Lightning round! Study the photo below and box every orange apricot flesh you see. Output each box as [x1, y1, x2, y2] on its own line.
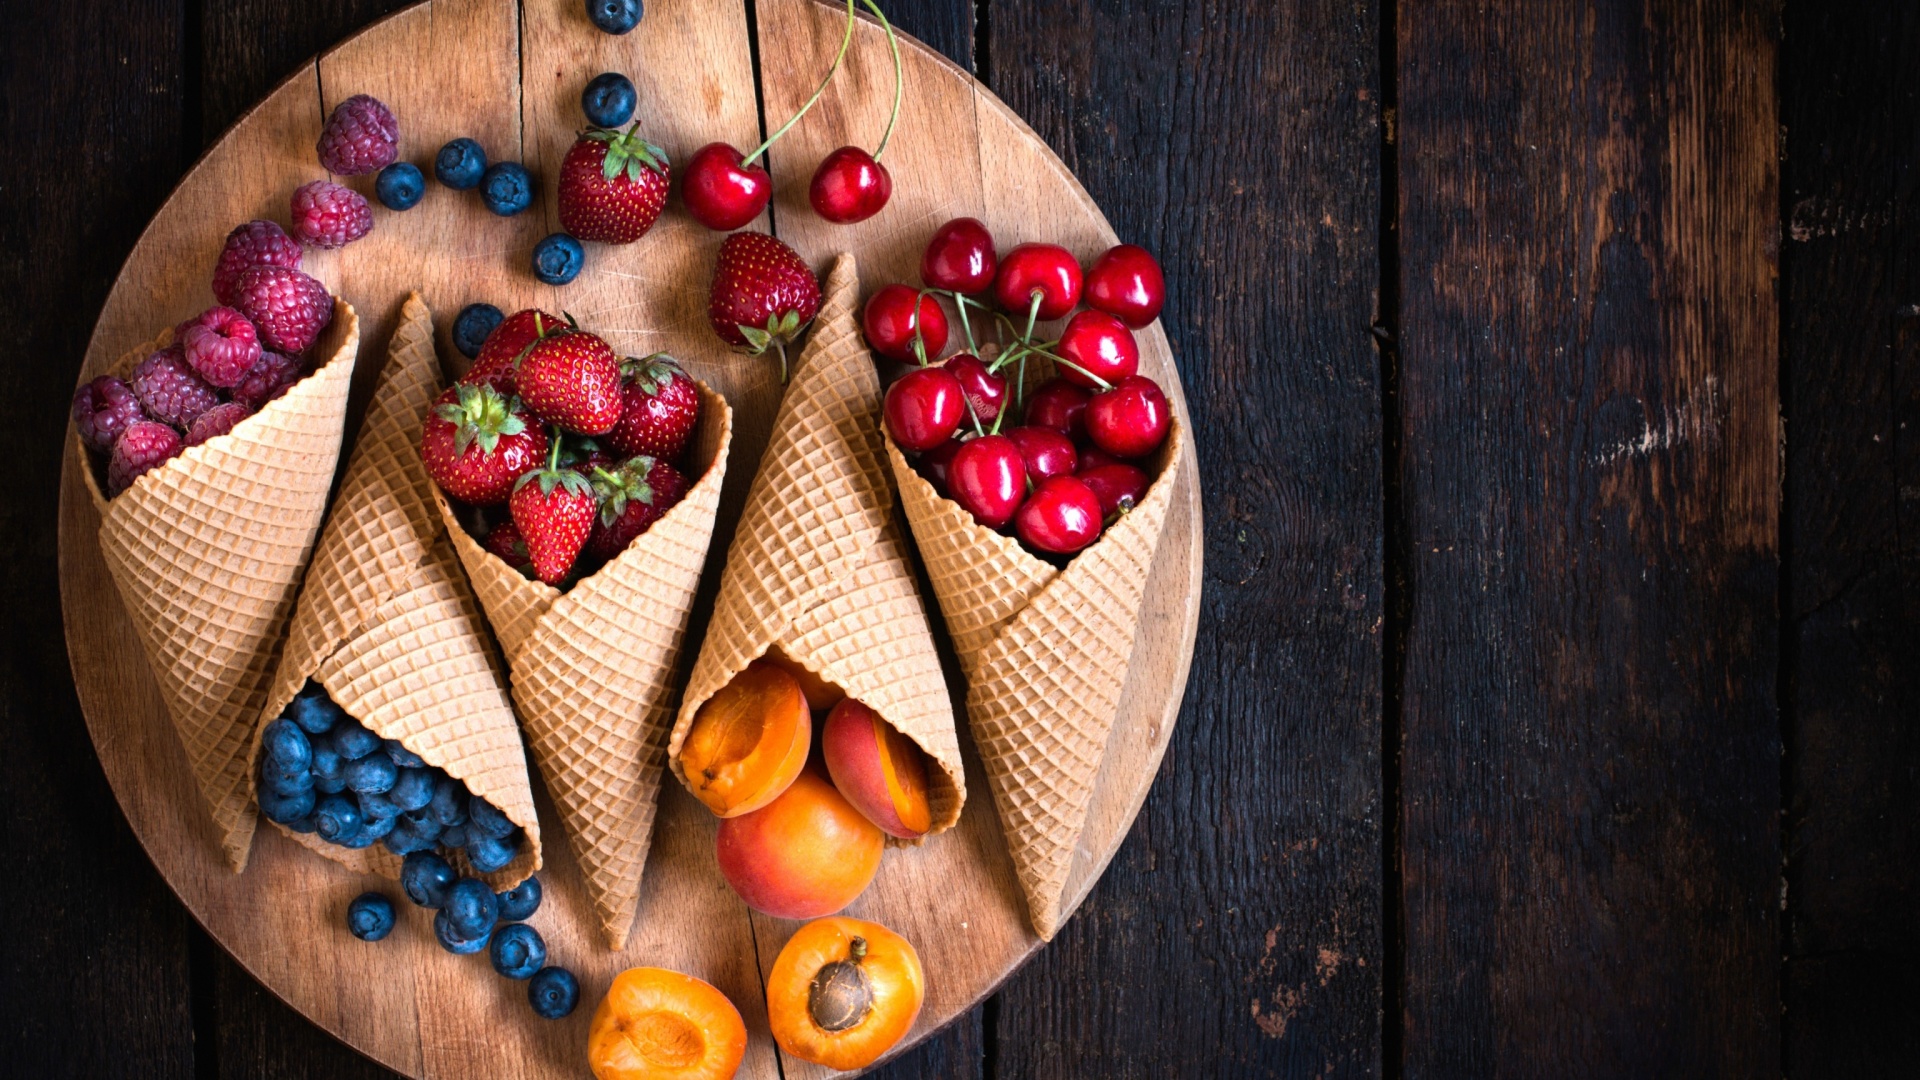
[767, 916, 925, 1072]
[762, 645, 845, 713]
[821, 699, 934, 839]
[588, 967, 746, 1080]
[680, 660, 811, 818]
[716, 769, 883, 919]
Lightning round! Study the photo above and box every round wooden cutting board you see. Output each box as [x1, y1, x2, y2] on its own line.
[56, 1, 1201, 1076]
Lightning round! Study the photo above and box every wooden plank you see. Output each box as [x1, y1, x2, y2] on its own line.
[1396, 0, 1780, 1074]
[982, 2, 1385, 1076]
[1781, 1, 1920, 1075]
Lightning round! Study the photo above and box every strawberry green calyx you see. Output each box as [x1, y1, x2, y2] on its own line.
[621, 352, 685, 396]
[515, 436, 595, 500]
[738, 311, 807, 381]
[587, 123, 669, 183]
[434, 383, 527, 457]
[590, 456, 659, 527]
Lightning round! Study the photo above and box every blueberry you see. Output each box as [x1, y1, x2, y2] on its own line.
[375, 161, 425, 210]
[314, 771, 348, 795]
[495, 877, 542, 922]
[490, 923, 547, 980]
[345, 753, 398, 795]
[285, 815, 317, 834]
[357, 790, 399, 823]
[401, 851, 458, 907]
[466, 833, 516, 874]
[337, 825, 379, 850]
[287, 684, 343, 734]
[468, 797, 515, 840]
[435, 137, 488, 189]
[347, 892, 396, 942]
[331, 722, 382, 761]
[528, 966, 580, 1019]
[586, 0, 643, 35]
[433, 907, 492, 955]
[452, 303, 505, 359]
[390, 767, 435, 812]
[385, 739, 426, 769]
[398, 809, 444, 844]
[481, 162, 534, 216]
[258, 783, 316, 825]
[581, 72, 637, 128]
[444, 878, 499, 939]
[439, 822, 469, 849]
[310, 742, 344, 785]
[532, 233, 584, 285]
[428, 775, 469, 827]
[312, 794, 361, 844]
[382, 822, 438, 856]
[260, 717, 312, 772]
[356, 811, 397, 843]
[261, 762, 314, 799]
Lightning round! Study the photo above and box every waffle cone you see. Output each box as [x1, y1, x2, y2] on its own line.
[886, 403, 1185, 939]
[436, 367, 734, 951]
[250, 295, 542, 888]
[74, 298, 360, 872]
[671, 254, 966, 846]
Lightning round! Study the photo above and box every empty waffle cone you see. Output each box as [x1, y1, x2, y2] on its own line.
[671, 253, 966, 846]
[73, 298, 359, 873]
[250, 294, 542, 888]
[886, 398, 1185, 940]
[435, 364, 735, 951]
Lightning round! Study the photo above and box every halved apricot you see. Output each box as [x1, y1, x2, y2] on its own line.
[588, 967, 746, 1080]
[762, 645, 845, 713]
[716, 769, 884, 919]
[821, 699, 934, 839]
[766, 917, 925, 1072]
[680, 660, 810, 818]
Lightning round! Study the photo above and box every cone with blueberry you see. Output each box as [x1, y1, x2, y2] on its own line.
[247, 295, 543, 888]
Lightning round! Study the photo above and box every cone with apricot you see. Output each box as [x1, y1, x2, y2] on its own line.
[72, 296, 360, 872]
[247, 294, 542, 887]
[670, 253, 966, 844]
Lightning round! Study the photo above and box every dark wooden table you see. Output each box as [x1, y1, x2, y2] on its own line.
[2, 1, 1913, 1076]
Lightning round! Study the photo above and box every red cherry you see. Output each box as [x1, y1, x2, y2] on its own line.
[922, 217, 997, 293]
[1056, 309, 1140, 389]
[809, 146, 892, 224]
[944, 353, 1006, 425]
[1005, 425, 1078, 482]
[947, 435, 1027, 529]
[884, 366, 965, 452]
[682, 142, 772, 230]
[993, 243, 1083, 321]
[1015, 476, 1103, 554]
[1078, 462, 1149, 518]
[1085, 243, 1166, 329]
[1076, 445, 1124, 472]
[1023, 377, 1090, 439]
[920, 438, 963, 496]
[863, 284, 949, 363]
[1085, 375, 1171, 459]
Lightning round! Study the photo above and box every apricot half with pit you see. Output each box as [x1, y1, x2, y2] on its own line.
[767, 916, 925, 1072]
[762, 645, 844, 713]
[821, 699, 935, 839]
[588, 967, 746, 1080]
[716, 769, 883, 919]
[680, 660, 810, 818]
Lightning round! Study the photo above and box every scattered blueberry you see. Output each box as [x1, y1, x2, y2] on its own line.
[345, 754, 398, 795]
[496, 877, 542, 922]
[528, 966, 580, 1019]
[480, 162, 534, 216]
[390, 767, 435, 812]
[468, 797, 515, 840]
[443, 878, 499, 940]
[586, 0, 643, 36]
[258, 783, 316, 825]
[452, 303, 505, 359]
[331, 722, 382, 762]
[287, 685, 342, 734]
[532, 233, 584, 285]
[375, 162, 425, 210]
[428, 775, 469, 827]
[347, 892, 396, 941]
[261, 718, 313, 772]
[490, 924, 547, 980]
[467, 833, 516, 874]
[433, 907, 492, 955]
[312, 794, 362, 844]
[402, 851, 458, 908]
[435, 137, 487, 189]
[581, 72, 637, 128]
[385, 739, 426, 769]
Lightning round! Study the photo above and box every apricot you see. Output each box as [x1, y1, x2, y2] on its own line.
[716, 769, 883, 919]
[821, 699, 934, 839]
[588, 967, 746, 1080]
[680, 660, 810, 818]
[766, 917, 925, 1072]
[762, 645, 844, 713]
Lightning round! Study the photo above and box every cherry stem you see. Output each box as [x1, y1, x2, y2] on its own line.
[1024, 290, 1043, 342]
[954, 292, 978, 353]
[912, 287, 938, 366]
[743, 0, 857, 167]
[1029, 347, 1112, 390]
[859, 0, 904, 161]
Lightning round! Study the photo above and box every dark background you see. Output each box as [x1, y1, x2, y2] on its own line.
[3, 0, 1915, 1076]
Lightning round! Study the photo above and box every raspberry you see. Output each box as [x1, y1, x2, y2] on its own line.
[291, 180, 373, 249]
[230, 265, 333, 354]
[212, 220, 303, 307]
[108, 420, 184, 496]
[316, 94, 399, 176]
[72, 375, 145, 454]
[174, 306, 262, 387]
[130, 346, 222, 429]
[230, 350, 304, 410]
[185, 401, 253, 446]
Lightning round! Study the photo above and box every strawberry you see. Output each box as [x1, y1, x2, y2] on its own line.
[461, 308, 563, 395]
[518, 329, 623, 436]
[586, 455, 690, 561]
[482, 521, 536, 579]
[708, 232, 820, 380]
[604, 353, 701, 461]
[557, 124, 670, 244]
[510, 444, 598, 585]
[420, 383, 549, 506]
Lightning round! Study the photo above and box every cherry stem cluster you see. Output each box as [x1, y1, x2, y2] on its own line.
[903, 286, 1112, 439]
[743, 0, 858, 167]
[741, 0, 903, 167]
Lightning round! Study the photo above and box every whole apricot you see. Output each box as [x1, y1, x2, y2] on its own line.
[821, 699, 934, 839]
[767, 917, 924, 1071]
[716, 770, 883, 919]
[762, 645, 845, 713]
[588, 967, 746, 1080]
[680, 660, 810, 818]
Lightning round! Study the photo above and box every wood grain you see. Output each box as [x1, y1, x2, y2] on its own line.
[1396, 0, 1781, 1074]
